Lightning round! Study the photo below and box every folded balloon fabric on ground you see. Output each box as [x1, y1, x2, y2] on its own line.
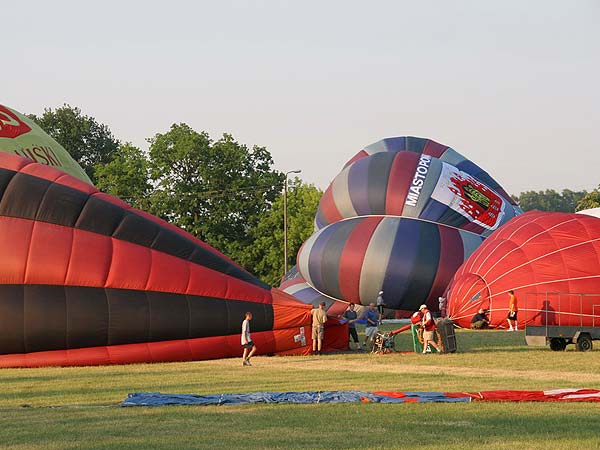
[0, 153, 313, 367]
[122, 389, 600, 406]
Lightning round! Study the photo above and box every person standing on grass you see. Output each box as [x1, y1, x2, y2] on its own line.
[311, 301, 328, 355]
[507, 290, 519, 331]
[362, 303, 379, 348]
[420, 304, 442, 354]
[342, 303, 361, 351]
[376, 291, 386, 324]
[241, 312, 256, 366]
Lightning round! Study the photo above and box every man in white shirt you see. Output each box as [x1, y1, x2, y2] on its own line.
[241, 312, 257, 366]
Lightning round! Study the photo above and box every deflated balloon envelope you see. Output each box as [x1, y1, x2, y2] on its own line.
[0, 104, 92, 184]
[446, 211, 600, 329]
[0, 153, 310, 367]
[286, 136, 521, 312]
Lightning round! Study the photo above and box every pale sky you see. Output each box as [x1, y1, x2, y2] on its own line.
[3, 0, 599, 195]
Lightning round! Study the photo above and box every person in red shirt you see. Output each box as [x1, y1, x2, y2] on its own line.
[507, 290, 519, 331]
[419, 305, 442, 354]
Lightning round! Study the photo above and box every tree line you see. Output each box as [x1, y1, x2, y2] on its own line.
[29, 104, 320, 286]
[27, 104, 600, 285]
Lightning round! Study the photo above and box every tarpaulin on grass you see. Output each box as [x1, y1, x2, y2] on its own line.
[122, 391, 471, 407]
[122, 389, 600, 407]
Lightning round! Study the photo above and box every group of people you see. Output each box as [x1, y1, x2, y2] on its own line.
[470, 290, 519, 331]
[340, 292, 387, 351]
[241, 289, 520, 365]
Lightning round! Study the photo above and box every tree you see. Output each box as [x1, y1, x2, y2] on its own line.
[147, 124, 284, 264]
[576, 189, 600, 211]
[245, 180, 322, 285]
[514, 189, 588, 212]
[28, 104, 120, 183]
[94, 144, 152, 210]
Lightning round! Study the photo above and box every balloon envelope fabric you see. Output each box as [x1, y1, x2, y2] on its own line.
[0, 153, 311, 367]
[292, 136, 520, 311]
[297, 216, 483, 310]
[0, 104, 92, 184]
[446, 211, 600, 329]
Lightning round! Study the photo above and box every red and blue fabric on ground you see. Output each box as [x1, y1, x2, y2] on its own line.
[122, 389, 600, 407]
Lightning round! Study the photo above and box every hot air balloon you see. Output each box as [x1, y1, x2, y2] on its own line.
[446, 211, 600, 330]
[0, 104, 92, 184]
[280, 266, 351, 317]
[0, 153, 310, 367]
[287, 136, 521, 314]
[297, 216, 484, 312]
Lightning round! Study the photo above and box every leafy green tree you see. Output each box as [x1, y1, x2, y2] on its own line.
[28, 104, 120, 183]
[94, 144, 152, 210]
[576, 188, 600, 211]
[147, 124, 284, 264]
[515, 189, 588, 212]
[245, 180, 322, 285]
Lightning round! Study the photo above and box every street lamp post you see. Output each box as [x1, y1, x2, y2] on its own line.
[284, 169, 301, 276]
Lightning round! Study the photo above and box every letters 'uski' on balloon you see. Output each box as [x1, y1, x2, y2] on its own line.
[0, 104, 92, 184]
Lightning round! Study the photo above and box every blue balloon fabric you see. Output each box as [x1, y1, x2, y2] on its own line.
[122, 390, 471, 406]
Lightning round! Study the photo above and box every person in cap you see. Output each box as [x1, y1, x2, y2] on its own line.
[419, 304, 442, 354]
[375, 290, 386, 324]
[311, 301, 328, 355]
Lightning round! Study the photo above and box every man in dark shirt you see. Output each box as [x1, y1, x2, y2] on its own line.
[342, 303, 361, 350]
[470, 308, 490, 329]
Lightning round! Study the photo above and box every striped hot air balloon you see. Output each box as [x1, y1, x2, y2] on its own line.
[0, 104, 92, 184]
[286, 136, 521, 314]
[446, 211, 600, 329]
[297, 216, 483, 312]
[0, 153, 311, 367]
[279, 266, 351, 317]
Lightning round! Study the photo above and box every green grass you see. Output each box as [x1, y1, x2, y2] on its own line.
[1, 328, 599, 450]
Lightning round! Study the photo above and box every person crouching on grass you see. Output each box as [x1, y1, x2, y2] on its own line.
[420, 304, 442, 354]
[241, 312, 257, 366]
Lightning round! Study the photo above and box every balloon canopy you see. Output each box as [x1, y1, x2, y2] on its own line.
[0, 153, 310, 367]
[284, 136, 521, 313]
[0, 104, 92, 184]
[446, 211, 600, 329]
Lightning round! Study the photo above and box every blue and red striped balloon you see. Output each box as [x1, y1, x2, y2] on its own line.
[284, 136, 521, 313]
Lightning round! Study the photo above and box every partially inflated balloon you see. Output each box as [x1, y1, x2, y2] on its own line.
[0, 153, 310, 367]
[0, 104, 92, 184]
[297, 216, 483, 311]
[446, 211, 600, 329]
[316, 136, 520, 233]
[280, 266, 350, 317]
[290, 136, 521, 312]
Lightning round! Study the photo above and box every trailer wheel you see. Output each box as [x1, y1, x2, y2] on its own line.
[549, 338, 567, 351]
[576, 334, 593, 352]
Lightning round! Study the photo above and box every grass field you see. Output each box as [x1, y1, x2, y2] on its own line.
[1, 327, 599, 450]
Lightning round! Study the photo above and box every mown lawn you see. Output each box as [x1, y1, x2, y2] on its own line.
[1, 328, 599, 450]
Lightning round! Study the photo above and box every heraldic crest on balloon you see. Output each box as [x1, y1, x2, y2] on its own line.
[281, 136, 522, 314]
[0, 152, 311, 368]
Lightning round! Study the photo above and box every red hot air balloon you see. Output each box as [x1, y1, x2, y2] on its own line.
[446, 211, 600, 330]
[0, 153, 311, 367]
